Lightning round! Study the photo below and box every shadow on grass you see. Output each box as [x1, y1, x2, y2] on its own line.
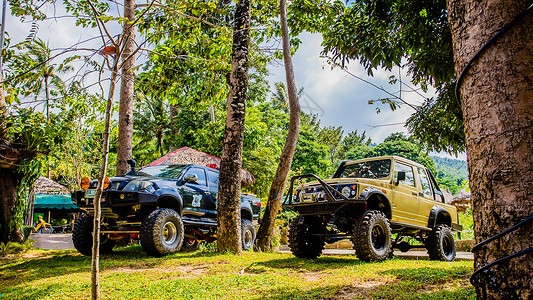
[251, 255, 366, 272]
[254, 265, 474, 300]
[0, 244, 231, 288]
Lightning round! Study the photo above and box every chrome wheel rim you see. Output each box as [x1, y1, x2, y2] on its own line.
[162, 221, 177, 245]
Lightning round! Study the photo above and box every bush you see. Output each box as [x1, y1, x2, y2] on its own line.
[23, 226, 34, 242]
[0, 239, 35, 255]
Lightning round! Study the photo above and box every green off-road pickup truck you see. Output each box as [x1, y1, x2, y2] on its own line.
[284, 156, 462, 262]
[72, 164, 261, 257]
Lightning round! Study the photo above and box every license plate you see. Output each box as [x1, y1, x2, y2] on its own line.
[85, 189, 96, 198]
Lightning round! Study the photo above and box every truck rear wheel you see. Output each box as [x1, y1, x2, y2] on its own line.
[241, 219, 256, 251]
[140, 208, 184, 257]
[72, 214, 116, 256]
[288, 217, 325, 259]
[353, 210, 392, 262]
[180, 238, 201, 252]
[426, 224, 456, 261]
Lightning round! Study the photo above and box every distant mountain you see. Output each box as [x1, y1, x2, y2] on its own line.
[431, 156, 469, 178]
[431, 156, 469, 195]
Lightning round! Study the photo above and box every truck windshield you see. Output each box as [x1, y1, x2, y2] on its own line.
[336, 159, 391, 179]
[131, 165, 186, 178]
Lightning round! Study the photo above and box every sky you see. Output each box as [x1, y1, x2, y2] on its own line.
[3, 2, 465, 160]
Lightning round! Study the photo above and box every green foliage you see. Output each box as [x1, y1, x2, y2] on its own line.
[458, 209, 474, 240]
[431, 156, 468, 195]
[288, 0, 464, 155]
[0, 239, 34, 255]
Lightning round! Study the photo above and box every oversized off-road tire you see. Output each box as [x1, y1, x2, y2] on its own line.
[140, 208, 184, 257]
[72, 214, 116, 256]
[353, 210, 392, 262]
[241, 219, 256, 251]
[426, 224, 456, 261]
[288, 217, 325, 259]
[180, 238, 201, 252]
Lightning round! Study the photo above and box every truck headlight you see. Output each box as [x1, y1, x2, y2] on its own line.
[123, 181, 153, 192]
[341, 186, 351, 198]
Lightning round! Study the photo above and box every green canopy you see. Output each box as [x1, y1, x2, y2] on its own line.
[34, 194, 78, 210]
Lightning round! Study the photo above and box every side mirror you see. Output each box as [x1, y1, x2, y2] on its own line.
[396, 171, 406, 184]
[127, 159, 136, 170]
[184, 174, 198, 183]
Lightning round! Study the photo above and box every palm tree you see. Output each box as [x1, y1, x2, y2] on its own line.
[134, 91, 171, 158]
[11, 39, 71, 121]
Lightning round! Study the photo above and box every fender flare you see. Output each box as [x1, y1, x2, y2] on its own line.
[157, 192, 183, 215]
[428, 205, 452, 228]
[240, 204, 253, 221]
[360, 188, 392, 219]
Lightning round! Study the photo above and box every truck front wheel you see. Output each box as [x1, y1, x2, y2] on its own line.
[140, 208, 184, 257]
[426, 224, 456, 261]
[288, 217, 325, 259]
[72, 214, 116, 256]
[353, 210, 392, 262]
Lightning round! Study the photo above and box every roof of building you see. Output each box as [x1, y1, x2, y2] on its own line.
[147, 147, 255, 186]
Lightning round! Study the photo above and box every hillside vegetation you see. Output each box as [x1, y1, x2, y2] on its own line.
[431, 156, 469, 195]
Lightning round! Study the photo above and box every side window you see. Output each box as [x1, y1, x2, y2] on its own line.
[418, 167, 432, 197]
[207, 170, 219, 187]
[394, 162, 416, 187]
[185, 168, 207, 186]
[427, 169, 443, 200]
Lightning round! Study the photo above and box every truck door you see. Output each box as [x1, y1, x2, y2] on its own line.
[389, 162, 422, 226]
[416, 167, 435, 225]
[181, 167, 212, 218]
[205, 169, 219, 218]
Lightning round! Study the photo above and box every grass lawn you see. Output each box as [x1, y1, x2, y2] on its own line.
[0, 245, 474, 300]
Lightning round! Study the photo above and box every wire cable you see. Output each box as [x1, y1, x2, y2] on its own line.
[455, 3, 533, 101]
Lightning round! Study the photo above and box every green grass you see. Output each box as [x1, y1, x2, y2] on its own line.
[0, 245, 475, 300]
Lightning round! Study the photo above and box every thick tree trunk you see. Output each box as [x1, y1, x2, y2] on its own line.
[116, 0, 136, 176]
[216, 0, 251, 254]
[91, 57, 120, 300]
[255, 0, 301, 251]
[0, 169, 22, 243]
[0, 87, 6, 136]
[447, 1, 533, 298]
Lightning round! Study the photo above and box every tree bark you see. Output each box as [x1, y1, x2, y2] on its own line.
[116, 0, 136, 176]
[91, 56, 120, 300]
[447, 1, 533, 298]
[255, 0, 301, 251]
[216, 0, 251, 254]
[0, 168, 22, 243]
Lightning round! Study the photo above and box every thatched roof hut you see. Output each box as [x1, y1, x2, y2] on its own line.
[33, 177, 71, 194]
[450, 187, 471, 212]
[147, 147, 256, 186]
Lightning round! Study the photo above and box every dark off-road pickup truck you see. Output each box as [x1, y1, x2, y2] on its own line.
[284, 155, 462, 262]
[72, 164, 261, 256]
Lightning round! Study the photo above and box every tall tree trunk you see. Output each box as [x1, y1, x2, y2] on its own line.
[91, 57, 120, 300]
[255, 0, 300, 251]
[0, 169, 22, 243]
[44, 74, 50, 178]
[447, 1, 533, 298]
[170, 104, 178, 136]
[116, 0, 136, 176]
[216, 0, 251, 254]
[0, 87, 6, 136]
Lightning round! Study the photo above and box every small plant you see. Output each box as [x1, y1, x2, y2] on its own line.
[198, 241, 218, 254]
[0, 242, 10, 255]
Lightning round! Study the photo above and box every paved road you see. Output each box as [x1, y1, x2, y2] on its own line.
[30, 234, 473, 260]
[278, 246, 474, 260]
[30, 233, 74, 250]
